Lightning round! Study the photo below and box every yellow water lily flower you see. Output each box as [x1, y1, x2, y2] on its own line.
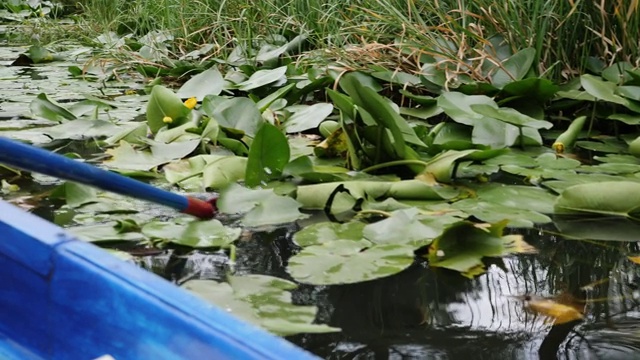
[162, 116, 173, 124]
[184, 97, 197, 109]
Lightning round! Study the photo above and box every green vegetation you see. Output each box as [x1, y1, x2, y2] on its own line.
[1, 0, 640, 351]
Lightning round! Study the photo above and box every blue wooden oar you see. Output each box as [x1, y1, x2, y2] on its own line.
[0, 137, 217, 219]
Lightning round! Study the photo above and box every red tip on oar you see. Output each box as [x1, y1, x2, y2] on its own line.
[183, 196, 218, 219]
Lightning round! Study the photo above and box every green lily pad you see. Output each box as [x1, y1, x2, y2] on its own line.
[68, 221, 146, 243]
[476, 183, 557, 214]
[104, 139, 200, 171]
[146, 85, 192, 133]
[283, 103, 334, 133]
[176, 67, 224, 101]
[218, 183, 308, 227]
[554, 181, 640, 219]
[29, 93, 77, 122]
[237, 66, 287, 91]
[142, 218, 240, 248]
[245, 122, 289, 187]
[183, 275, 340, 335]
[292, 221, 366, 247]
[287, 239, 415, 285]
[451, 199, 551, 228]
[201, 96, 262, 137]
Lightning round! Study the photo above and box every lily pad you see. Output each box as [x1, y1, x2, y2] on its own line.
[287, 239, 415, 285]
[183, 275, 339, 335]
[218, 184, 308, 227]
[176, 67, 224, 101]
[142, 218, 240, 248]
[554, 181, 640, 219]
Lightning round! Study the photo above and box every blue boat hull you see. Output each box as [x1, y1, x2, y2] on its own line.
[0, 200, 317, 360]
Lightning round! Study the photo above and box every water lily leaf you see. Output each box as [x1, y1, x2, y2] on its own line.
[535, 153, 581, 170]
[29, 93, 77, 122]
[477, 183, 557, 214]
[362, 208, 440, 247]
[237, 66, 287, 91]
[422, 149, 478, 183]
[283, 103, 334, 133]
[452, 199, 551, 228]
[176, 67, 224, 101]
[201, 156, 247, 190]
[491, 48, 535, 88]
[184, 275, 339, 335]
[607, 114, 640, 125]
[146, 85, 192, 133]
[580, 74, 628, 105]
[68, 222, 146, 243]
[104, 139, 199, 171]
[554, 216, 640, 241]
[341, 75, 426, 150]
[471, 104, 553, 129]
[27, 45, 61, 64]
[296, 180, 459, 210]
[371, 70, 421, 86]
[201, 96, 262, 137]
[501, 78, 559, 103]
[218, 183, 308, 227]
[576, 140, 627, 153]
[616, 86, 640, 101]
[245, 123, 289, 187]
[428, 221, 535, 277]
[142, 218, 240, 248]
[554, 181, 640, 218]
[438, 92, 494, 126]
[293, 221, 366, 247]
[430, 122, 473, 151]
[56, 182, 98, 208]
[256, 83, 295, 111]
[43, 119, 121, 140]
[602, 62, 634, 84]
[287, 239, 415, 285]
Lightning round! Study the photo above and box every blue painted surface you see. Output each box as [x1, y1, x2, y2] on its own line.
[0, 136, 190, 212]
[0, 201, 319, 359]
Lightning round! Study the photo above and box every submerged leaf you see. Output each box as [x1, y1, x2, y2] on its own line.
[184, 275, 339, 335]
[142, 218, 240, 248]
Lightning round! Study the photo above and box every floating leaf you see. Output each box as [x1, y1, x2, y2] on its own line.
[362, 208, 440, 247]
[491, 48, 535, 88]
[554, 181, 640, 218]
[44, 120, 122, 140]
[283, 103, 334, 133]
[237, 66, 287, 91]
[104, 139, 199, 171]
[68, 222, 146, 243]
[296, 180, 459, 210]
[201, 96, 262, 137]
[29, 93, 77, 122]
[218, 184, 308, 227]
[176, 67, 224, 101]
[245, 123, 290, 187]
[146, 85, 192, 133]
[293, 221, 366, 247]
[287, 239, 415, 285]
[452, 199, 551, 228]
[142, 218, 240, 248]
[184, 275, 340, 335]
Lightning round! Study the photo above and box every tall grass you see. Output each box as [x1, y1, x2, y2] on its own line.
[75, 0, 640, 81]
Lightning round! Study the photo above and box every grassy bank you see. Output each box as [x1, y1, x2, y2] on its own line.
[72, 0, 640, 81]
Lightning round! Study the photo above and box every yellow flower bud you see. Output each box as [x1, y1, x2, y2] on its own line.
[162, 116, 173, 124]
[552, 142, 564, 154]
[184, 97, 197, 109]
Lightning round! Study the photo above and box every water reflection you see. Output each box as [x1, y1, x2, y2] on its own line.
[287, 229, 640, 359]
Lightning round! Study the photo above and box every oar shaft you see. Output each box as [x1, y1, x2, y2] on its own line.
[0, 137, 216, 219]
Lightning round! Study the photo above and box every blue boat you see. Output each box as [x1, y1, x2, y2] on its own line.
[0, 200, 318, 360]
